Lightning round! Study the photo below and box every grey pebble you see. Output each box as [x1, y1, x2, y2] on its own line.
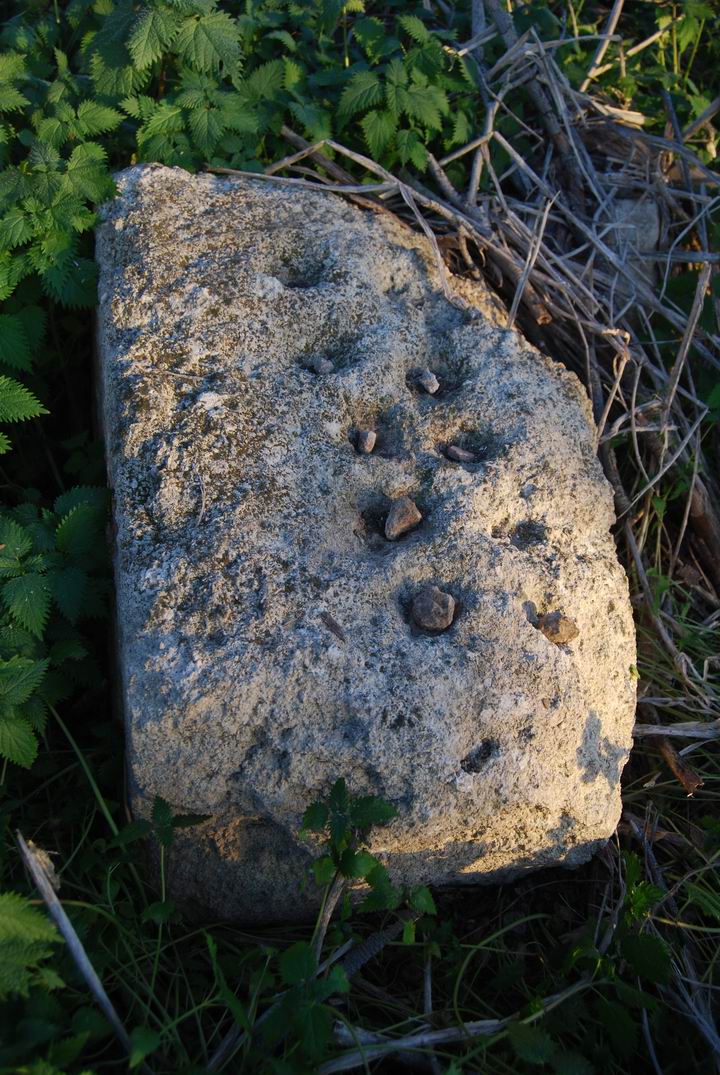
[447, 444, 476, 463]
[417, 368, 440, 394]
[357, 429, 376, 454]
[309, 356, 334, 375]
[412, 586, 456, 632]
[385, 496, 422, 540]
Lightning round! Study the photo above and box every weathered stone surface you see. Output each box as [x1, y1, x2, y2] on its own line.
[96, 164, 636, 922]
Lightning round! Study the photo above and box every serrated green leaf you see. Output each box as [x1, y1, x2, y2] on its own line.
[65, 142, 113, 202]
[187, 105, 223, 154]
[279, 940, 316, 985]
[595, 997, 637, 1057]
[0, 655, 47, 707]
[24, 694, 48, 733]
[47, 567, 88, 623]
[0, 207, 33, 251]
[152, 795, 174, 847]
[54, 485, 107, 517]
[55, 504, 102, 560]
[360, 109, 396, 159]
[398, 14, 431, 43]
[0, 516, 32, 562]
[0, 53, 27, 84]
[0, 891, 60, 998]
[246, 59, 285, 100]
[396, 127, 427, 170]
[340, 848, 377, 878]
[176, 12, 240, 74]
[409, 884, 436, 915]
[299, 1001, 331, 1061]
[338, 70, 383, 119]
[42, 254, 98, 307]
[0, 375, 47, 423]
[129, 7, 179, 70]
[75, 100, 123, 137]
[349, 794, 397, 829]
[401, 83, 447, 130]
[129, 1026, 161, 1069]
[0, 313, 31, 370]
[0, 714, 37, 766]
[360, 862, 400, 912]
[621, 931, 671, 983]
[312, 855, 335, 886]
[2, 573, 51, 637]
[142, 899, 176, 925]
[0, 86, 29, 113]
[508, 1021, 556, 1065]
[301, 800, 329, 833]
[552, 1052, 594, 1075]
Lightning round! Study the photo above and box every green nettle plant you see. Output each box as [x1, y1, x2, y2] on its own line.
[0, 1, 717, 1071]
[0, 488, 107, 772]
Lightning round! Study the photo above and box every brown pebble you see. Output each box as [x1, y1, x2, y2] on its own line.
[536, 611, 579, 645]
[309, 356, 334, 375]
[416, 368, 440, 394]
[412, 586, 455, 632]
[385, 496, 422, 540]
[447, 444, 476, 463]
[356, 429, 376, 454]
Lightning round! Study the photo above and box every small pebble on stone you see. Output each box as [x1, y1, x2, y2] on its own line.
[412, 585, 456, 632]
[446, 444, 476, 464]
[536, 611, 579, 645]
[385, 496, 422, 540]
[357, 429, 376, 454]
[416, 368, 440, 394]
[309, 356, 334, 375]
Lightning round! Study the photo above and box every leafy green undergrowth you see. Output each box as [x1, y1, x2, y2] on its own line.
[0, 1, 718, 1072]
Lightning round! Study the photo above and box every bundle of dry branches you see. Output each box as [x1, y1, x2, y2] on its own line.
[204, 16, 720, 1067]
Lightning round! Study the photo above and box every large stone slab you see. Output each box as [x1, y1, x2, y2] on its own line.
[96, 165, 636, 921]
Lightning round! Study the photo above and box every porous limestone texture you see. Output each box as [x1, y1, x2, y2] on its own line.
[96, 164, 636, 922]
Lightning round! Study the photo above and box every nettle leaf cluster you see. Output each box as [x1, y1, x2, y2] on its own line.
[0, 487, 108, 770]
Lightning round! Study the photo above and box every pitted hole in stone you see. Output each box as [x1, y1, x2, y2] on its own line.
[375, 405, 411, 460]
[347, 405, 408, 460]
[355, 493, 428, 554]
[300, 333, 365, 376]
[397, 581, 462, 637]
[510, 520, 548, 549]
[355, 494, 391, 553]
[272, 246, 328, 290]
[441, 427, 509, 471]
[461, 739, 500, 773]
[406, 355, 469, 400]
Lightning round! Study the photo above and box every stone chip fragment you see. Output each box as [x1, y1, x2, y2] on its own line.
[412, 586, 456, 632]
[536, 612, 580, 645]
[385, 496, 423, 541]
[356, 429, 376, 454]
